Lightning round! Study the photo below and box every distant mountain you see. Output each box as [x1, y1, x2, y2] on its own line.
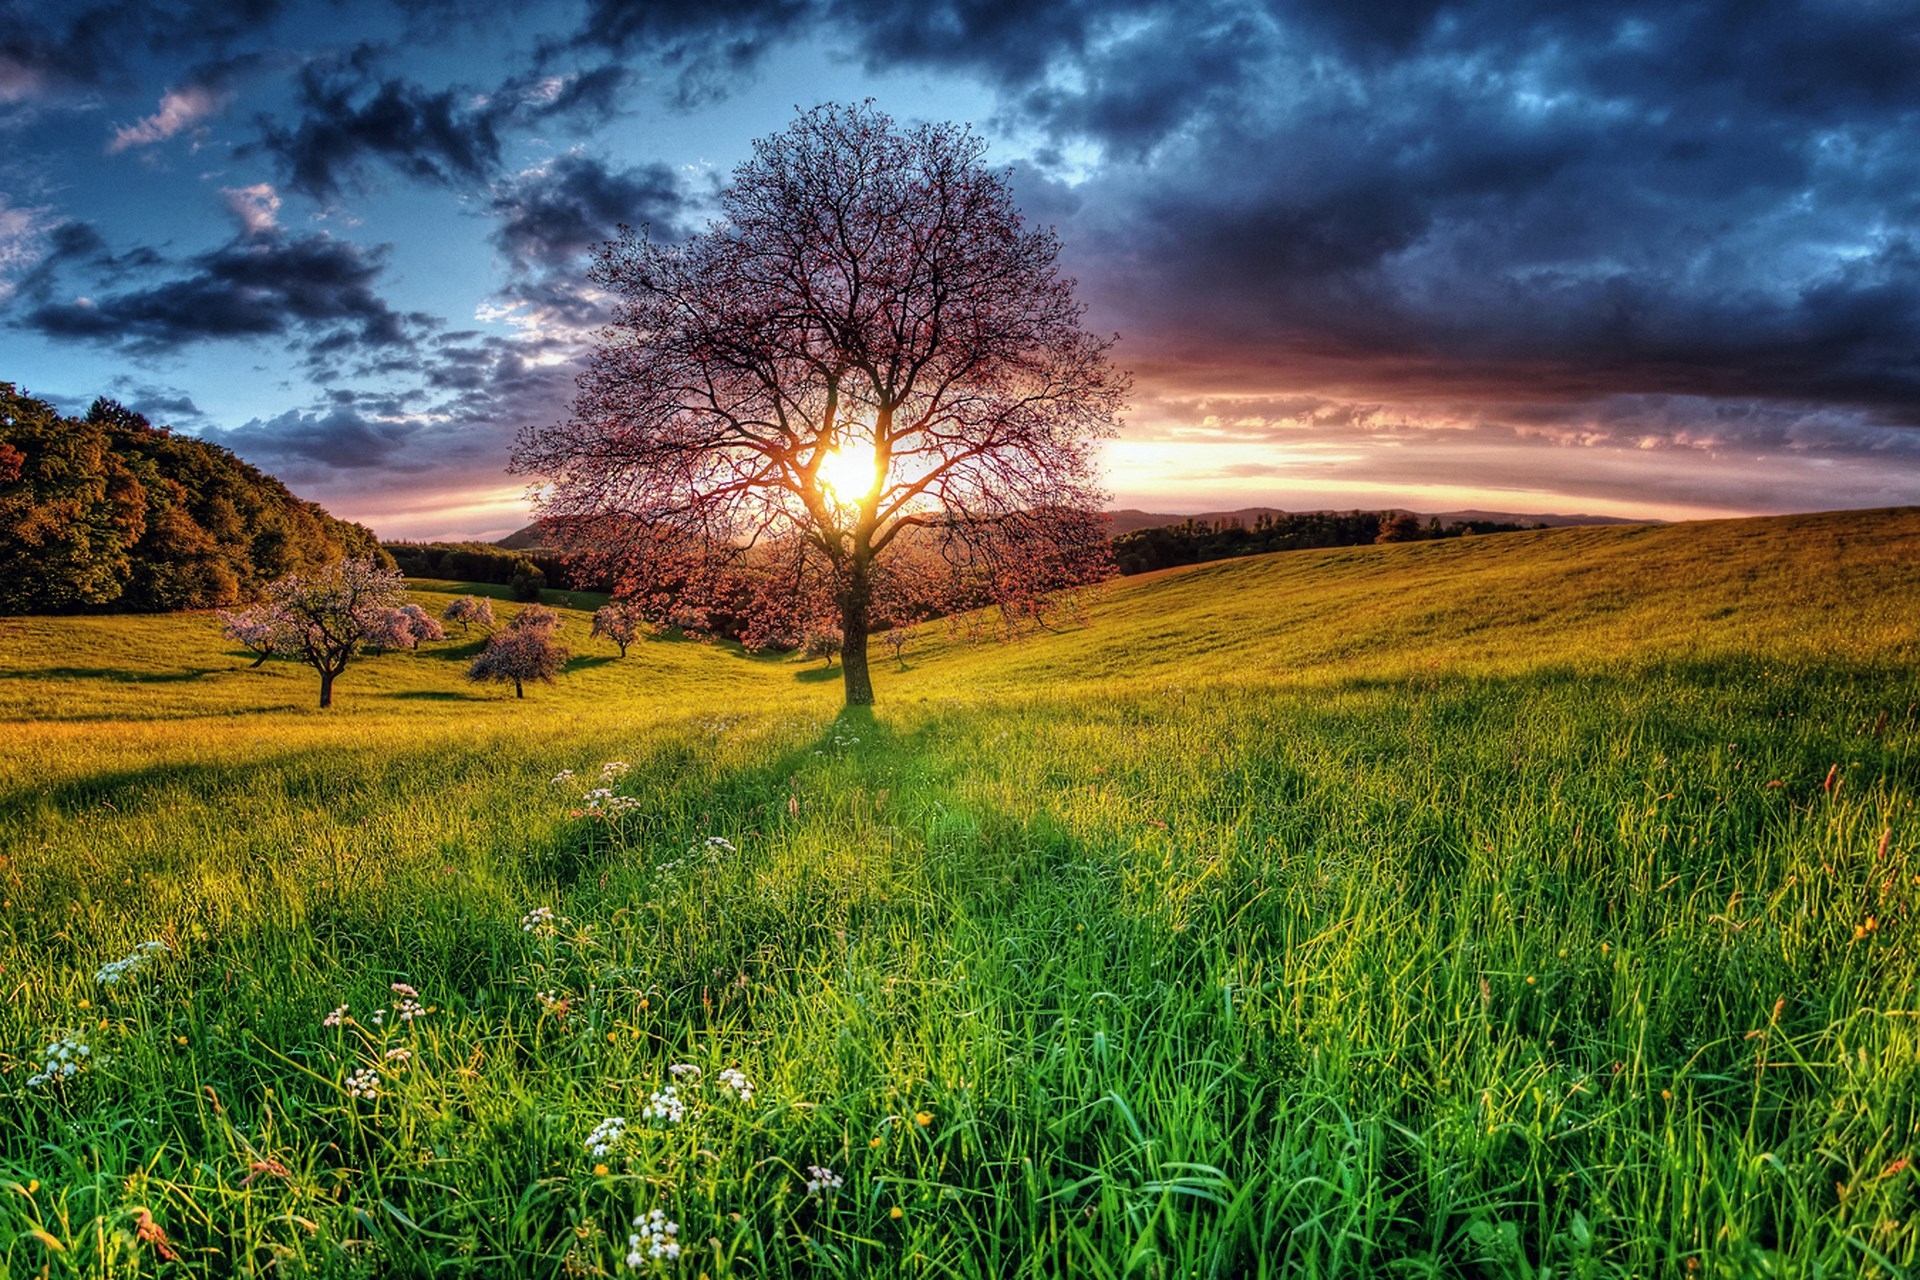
[496, 522, 557, 551]
[1105, 507, 1656, 536]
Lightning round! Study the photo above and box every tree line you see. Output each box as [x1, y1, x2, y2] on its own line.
[1111, 511, 1541, 575]
[380, 542, 609, 602]
[0, 384, 385, 615]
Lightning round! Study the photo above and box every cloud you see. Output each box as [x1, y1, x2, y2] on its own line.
[962, 0, 1920, 431]
[255, 44, 509, 199]
[254, 45, 640, 200]
[20, 225, 418, 356]
[221, 183, 282, 236]
[202, 399, 424, 471]
[108, 82, 228, 151]
[491, 154, 685, 270]
[0, 197, 54, 299]
[0, 2, 281, 98]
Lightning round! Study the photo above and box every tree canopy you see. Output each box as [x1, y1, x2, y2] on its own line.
[513, 102, 1127, 705]
[0, 384, 385, 615]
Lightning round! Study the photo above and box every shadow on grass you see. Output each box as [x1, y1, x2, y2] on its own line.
[565, 655, 617, 673]
[793, 665, 840, 684]
[384, 690, 491, 702]
[422, 638, 490, 661]
[5, 665, 223, 684]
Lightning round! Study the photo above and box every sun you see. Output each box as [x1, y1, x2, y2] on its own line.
[816, 440, 879, 503]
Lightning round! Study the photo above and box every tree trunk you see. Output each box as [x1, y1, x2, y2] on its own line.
[839, 572, 874, 707]
[318, 668, 334, 708]
[514, 678, 524, 698]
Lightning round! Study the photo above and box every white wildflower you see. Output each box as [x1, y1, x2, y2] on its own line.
[552, 769, 576, 786]
[625, 1208, 681, 1266]
[520, 906, 556, 935]
[600, 760, 631, 781]
[717, 1067, 754, 1104]
[345, 1067, 380, 1100]
[804, 1164, 844, 1195]
[323, 1004, 349, 1028]
[95, 939, 170, 985]
[585, 1116, 628, 1157]
[642, 1084, 685, 1123]
[25, 1035, 90, 1088]
[384, 1047, 413, 1063]
[667, 1062, 701, 1080]
[390, 984, 427, 1022]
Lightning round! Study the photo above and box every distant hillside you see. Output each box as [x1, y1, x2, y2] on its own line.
[0, 383, 385, 615]
[496, 522, 558, 552]
[1107, 506, 1653, 536]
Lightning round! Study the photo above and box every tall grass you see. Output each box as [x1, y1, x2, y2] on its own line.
[2, 512, 1917, 1277]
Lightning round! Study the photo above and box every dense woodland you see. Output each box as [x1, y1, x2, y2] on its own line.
[0, 383, 385, 615]
[1111, 510, 1539, 574]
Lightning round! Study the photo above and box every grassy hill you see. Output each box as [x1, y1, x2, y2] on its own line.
[1, 509, 1916, 1276]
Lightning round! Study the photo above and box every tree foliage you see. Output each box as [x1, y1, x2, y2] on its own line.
[467, 604, 569, 697]
[513, 102, 1126, 706]
[0, 384, 385, 615]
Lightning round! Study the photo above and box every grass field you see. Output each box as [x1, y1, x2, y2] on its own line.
[2, 508, 1918, 1278]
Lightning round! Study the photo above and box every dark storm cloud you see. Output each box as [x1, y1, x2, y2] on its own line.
[252, 45, 638, 200]
[965, 0, 1920, 428]
[111, 382, 210, 427]
[202, 398, 422, 471]
[562, 0, 810, 102]
[21, 230, 419, 355]
[12, 219, 165, 301]
[0, 0, 285, 94]
[256, 45, 508, 199]
[491, 153, 685, 272]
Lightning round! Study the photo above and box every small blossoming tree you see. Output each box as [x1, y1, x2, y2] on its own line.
[363, 602, 446, 651]
[590, 602, 646, 656]
[442, 595, 495, 635]
[251, 557, 409, 707]
[218, 606, 277, 667]
[468, 603, 569, 697]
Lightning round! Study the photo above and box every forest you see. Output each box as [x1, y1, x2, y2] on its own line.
[0, 384, 385, 615]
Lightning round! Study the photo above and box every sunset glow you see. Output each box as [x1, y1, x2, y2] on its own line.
[816, 441, 881, 506]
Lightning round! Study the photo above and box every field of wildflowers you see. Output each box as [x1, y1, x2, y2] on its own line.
[2, 509, 1918, 1277]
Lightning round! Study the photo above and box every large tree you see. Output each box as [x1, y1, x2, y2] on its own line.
[513, 102, 1128, 706]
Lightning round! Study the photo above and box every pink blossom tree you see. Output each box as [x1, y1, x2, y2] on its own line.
[218, 606, 277, 667]
[590, 602, 646, 656]
[363, 603, 446, 651]
[253, 558, 409, 707]
[467, 604, 569, 697]
[442, 595, 495, 635]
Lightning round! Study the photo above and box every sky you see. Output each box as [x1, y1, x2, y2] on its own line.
[4, 0, 1920, 540]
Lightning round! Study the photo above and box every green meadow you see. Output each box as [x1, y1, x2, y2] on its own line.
[2, 508, 1918, 1278]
